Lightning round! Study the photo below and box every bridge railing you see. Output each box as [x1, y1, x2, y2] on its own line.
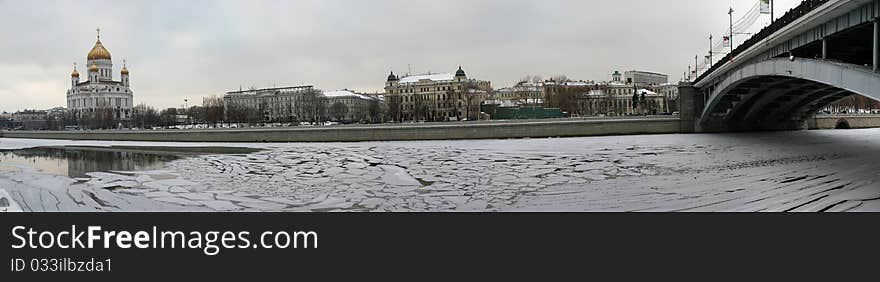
[696, 0, 830, 83]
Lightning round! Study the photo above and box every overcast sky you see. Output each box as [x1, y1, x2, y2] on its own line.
[0, 0, 801, 112]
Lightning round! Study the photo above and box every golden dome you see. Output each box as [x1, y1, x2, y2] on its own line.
[87, 39, 112, 60]
[71, 69, 80, 77]
[121, 66, 129, 75]
[88, 63, 99, 72]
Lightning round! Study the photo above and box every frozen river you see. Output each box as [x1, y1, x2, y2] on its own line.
[1, 128, 879, 212]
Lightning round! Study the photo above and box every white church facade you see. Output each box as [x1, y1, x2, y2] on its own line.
[66, 30, 134, 123]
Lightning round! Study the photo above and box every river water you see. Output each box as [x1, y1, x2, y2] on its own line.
[1, 128, 878, 212]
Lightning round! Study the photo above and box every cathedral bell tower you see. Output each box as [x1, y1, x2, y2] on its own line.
[70, 62, 80, 87]
[121, 59, 130, 87]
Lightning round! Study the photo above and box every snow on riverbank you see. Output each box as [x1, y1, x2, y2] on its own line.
[1, 128, 879, 212]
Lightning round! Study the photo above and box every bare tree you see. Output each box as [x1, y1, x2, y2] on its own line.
[330, 101, 348, 122]
[131, 103, 159, 129]
[550, 75, 571, 83]
[202, 95, 225, 127]
[159, 108, 179, 127]
[367, 100, 382, 123]
[461, 81, 490, 121]
[827, 94, 880, 114]
[544, 84, 581, 115]
[224, 103, 247, 125]
[186, 105, 206, 125]
[386, 96, 402, 122]
[519, 75, 544, 85]
[297, 89, 327, 123]
[80, 107, 116, 129]
[414, 97, 429, 122]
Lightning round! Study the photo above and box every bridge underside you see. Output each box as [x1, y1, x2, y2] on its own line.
[697, 56, 880, 132]
[701, 76, 856, 131]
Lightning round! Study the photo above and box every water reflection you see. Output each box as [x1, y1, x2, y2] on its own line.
[0, 148, 179, 178]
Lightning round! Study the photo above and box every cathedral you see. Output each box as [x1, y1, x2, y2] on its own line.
[66, 29, 134, 124]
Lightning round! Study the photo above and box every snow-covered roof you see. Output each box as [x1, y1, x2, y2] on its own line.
[562, 81, 591, 86]
[540, 80, 596, 87]
[636, 89, 658, 95]
[485, 99, 543, 107]
[501, 85, 542, 91]
[398, 73, 455, 84]
[323, 90, 371, 100]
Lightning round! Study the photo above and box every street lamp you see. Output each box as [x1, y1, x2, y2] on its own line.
[709, 34, 713, 67]
[771, 0, 775, 23]
[729, 7, 735, 51]
[184, 99, 189, 127]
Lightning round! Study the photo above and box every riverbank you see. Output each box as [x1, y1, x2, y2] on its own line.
[0, 117, 683, 142]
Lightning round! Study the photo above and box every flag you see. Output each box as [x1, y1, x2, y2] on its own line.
[723, 36, 731, 47]
[760, 0, 771, 14]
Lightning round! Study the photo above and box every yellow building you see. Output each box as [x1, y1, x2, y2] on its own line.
[384, 67, 491, 122]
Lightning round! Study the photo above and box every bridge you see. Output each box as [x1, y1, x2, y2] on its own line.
[680, 0, 880, 132]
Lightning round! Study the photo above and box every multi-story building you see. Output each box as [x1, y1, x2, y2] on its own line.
[324, 90, 378, 123]
[540, 72, 672, 117]
[653, 83, 680, 113]
[223, 86, 378, 123]
[579, 81, 670, 116]
[66, 30, 134, 124]
[384, 66, 492, 122]
[624, 70, 668, 86]
[491, 82, 544, 107]
[223, 85, 322, 122]
[542, 80, 601, 115]
[12, 110, 48, 130]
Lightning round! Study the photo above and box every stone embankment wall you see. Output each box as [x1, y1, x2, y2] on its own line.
[0, 118, 683, 143]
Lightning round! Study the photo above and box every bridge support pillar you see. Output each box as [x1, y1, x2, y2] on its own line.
[822, 37, 828, 59]
[677, 82, 703, 133]
[874, 18, 878, 72]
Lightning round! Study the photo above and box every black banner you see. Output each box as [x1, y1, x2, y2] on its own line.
[1, 213, 878, 280]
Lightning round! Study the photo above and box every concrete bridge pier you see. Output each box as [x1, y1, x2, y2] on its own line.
[677, 82, 702, 133]
[679, 82, 740, 133]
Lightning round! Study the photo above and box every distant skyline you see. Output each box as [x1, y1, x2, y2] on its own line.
[0, 0, 801, 112]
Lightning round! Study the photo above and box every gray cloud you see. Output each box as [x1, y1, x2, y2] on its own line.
[0, 0, 801, 112]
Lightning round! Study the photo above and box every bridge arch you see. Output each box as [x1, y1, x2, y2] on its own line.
[835, 118, 851, 129]
[699, 58, 880, 131]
